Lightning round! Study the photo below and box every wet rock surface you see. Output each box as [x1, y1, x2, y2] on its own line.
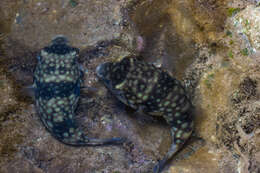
[0, 0, 260, 173]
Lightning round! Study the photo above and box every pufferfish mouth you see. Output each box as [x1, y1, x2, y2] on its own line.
[95, 63, 106, 79]
[95, 62, 113, 87]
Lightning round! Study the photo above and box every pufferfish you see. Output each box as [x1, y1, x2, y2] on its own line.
[33, 36, 125, 146]
[96, 57, 194, 172]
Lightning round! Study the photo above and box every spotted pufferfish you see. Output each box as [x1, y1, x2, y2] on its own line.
[96, 57, 194, 173]
[33, 36, 125, 146]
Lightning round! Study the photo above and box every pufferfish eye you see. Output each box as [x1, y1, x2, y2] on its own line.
[37, 55, 42, 61]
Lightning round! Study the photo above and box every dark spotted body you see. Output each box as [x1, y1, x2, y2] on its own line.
[96, 57, 194, 172]
[34, 36, 125, 146]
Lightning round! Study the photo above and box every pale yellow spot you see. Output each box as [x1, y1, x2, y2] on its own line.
[176, 139, 181, 144]
[55, 116, 63, 122]
[182, 131, 192, 139]
[181, 123, 188, 129]
[145, 85, 153, 94]
[133, 87, 137, 94]
[142, 95, 148, 100]
[137, 93, 143, 98]
[175, 112, 181, 117]
[66, 64, 71, 68]
[63, 132, 69, 137]
[45, 77, 51, 83]
[55, 107, 61, 112]
[64, 106, 70, 111]
[69, 94, 75, 99]
[159, 107, 165, 111]
[69, 128, 74, 133]
[166, 92, 173, 99]
[52, 103, 57, 108]
[115, 80, 126, 89]
[46, 108, 52, 114]
[166, 108, 172, 112]
[66, 76, 73, 81]
[47, 98, 55, 107]
[176, 130, 183, 138]
[47, 121, 53, 128]
[164, 101, 170, 106]
[57, 100, 64, 105]
[41, 50, 48, 56]
[171, 103, 177, 107]
[172, 127, 178, 132]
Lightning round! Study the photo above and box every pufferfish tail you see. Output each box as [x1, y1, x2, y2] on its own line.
[39, 112, 126, 146]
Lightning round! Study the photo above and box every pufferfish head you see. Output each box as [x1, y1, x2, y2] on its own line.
[37, 36, 79, 63]
[34, 36, 82, 85]
[96, 57, 131, 91]
[96, 62, 113, 88]
[44, 36, 79, 55]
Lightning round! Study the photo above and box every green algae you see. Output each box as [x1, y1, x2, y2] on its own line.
[228, 51, 233, 59]
[69, 0, 78, 7]
[226, 30, 232, 37]
[204, 73, 215, 89]
[241, 48, 249, 56]
[227, 8, 241, 17]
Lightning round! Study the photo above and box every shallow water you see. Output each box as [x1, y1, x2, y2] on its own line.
[0, 0, 259, 173]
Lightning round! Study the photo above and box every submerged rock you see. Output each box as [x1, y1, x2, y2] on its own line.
[229, 5, 260, 52]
